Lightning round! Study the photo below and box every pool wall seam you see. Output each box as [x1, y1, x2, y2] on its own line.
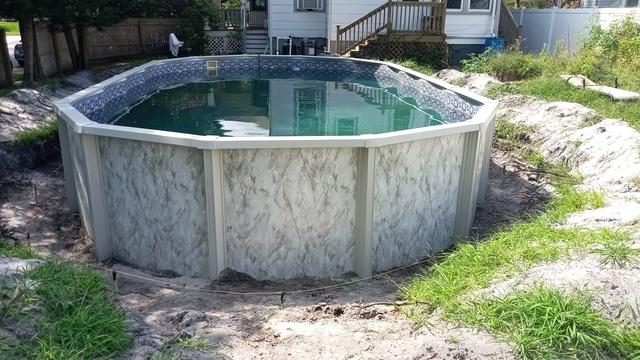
[354, 147, 376, 278]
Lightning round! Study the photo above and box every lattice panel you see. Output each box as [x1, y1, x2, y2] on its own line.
[355, 41, 448, 66]
[206, 35, 245, 55]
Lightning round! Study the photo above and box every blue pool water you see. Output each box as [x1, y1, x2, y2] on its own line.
[110, 78, 447, 137]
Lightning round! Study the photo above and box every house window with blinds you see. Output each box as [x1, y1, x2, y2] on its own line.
[296, 0, 324, 11]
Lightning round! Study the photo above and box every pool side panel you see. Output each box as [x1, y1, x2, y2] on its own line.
[222, 147, 358, 279]
[66, 123, 94, 239]
[371, 133, 465, 272]
[99, 138, 209, 277]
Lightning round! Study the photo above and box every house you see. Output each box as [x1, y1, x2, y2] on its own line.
[212, 0, 519, 63]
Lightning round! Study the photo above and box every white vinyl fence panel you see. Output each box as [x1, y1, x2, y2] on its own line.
[512, 8, 640, 54]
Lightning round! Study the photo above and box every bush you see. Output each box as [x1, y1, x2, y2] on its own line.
[177, 0, 220, 55]
[461, 49, 545, 81]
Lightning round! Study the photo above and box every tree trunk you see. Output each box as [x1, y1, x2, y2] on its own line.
[20, 17, 35, 85]
[51, 29, 63, 76]
[32, 21, 44, 81]
[63, 24, 80, 71]
[0, 29, 13, 88]
[77, 25, 90, 70]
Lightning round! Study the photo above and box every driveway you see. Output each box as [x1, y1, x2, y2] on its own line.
[6, 35, 20, 69]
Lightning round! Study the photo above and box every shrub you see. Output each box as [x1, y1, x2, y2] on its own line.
[461, 49, 545, 81]
[177, 0, 220, 55]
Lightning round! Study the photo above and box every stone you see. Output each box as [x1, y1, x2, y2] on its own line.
[0, 257, 42, 288]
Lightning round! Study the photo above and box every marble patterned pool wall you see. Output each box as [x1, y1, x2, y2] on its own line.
[65, 123, 94, 239]
[372, 134, 465, 272]
[222, 147, 359, 279]
[99, 138, 209, 277]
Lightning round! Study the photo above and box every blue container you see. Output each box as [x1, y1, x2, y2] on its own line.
[485, 37, 505, 52]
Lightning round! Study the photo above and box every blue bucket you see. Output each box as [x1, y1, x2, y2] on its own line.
[485, 37, 505, 52]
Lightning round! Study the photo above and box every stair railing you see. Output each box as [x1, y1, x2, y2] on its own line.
[498, 0, 521, 47]
[336, 0, 446, 56]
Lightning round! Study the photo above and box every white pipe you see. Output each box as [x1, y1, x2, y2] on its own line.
[489, 0, 497, 37]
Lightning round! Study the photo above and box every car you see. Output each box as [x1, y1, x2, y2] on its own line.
[14, 40, 23, 66]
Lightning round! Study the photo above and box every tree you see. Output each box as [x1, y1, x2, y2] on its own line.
[0, 0, 41, 84]
[43, 0, 142, 70]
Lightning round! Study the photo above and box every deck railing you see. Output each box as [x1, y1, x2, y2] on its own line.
[498, 0, 521, 46]
[218, 9, 242, 30]
[336, 0, 446, 55]
[246, 10, 267, 29]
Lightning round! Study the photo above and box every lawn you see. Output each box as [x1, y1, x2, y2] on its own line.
[0, 21, 19, 36]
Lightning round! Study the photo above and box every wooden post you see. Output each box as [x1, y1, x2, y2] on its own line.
[51, 29, 63, 76]
[336, 25, 341, 54]
[387, 0, 393, 32]
[0, 29, 13, 88]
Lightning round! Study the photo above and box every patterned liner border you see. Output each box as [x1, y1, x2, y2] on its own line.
[72, 56, 481, 125]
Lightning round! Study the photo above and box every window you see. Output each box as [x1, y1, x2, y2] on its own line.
[447, 0, 463, 10]
[470, 0, 490, 10]
[296, 0, 324, 11]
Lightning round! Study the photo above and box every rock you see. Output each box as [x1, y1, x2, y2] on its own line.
[434, 69, 466, 83]
[433, 69, 503, 95]
[0, 257, 42, 288]
[173, 310, 208, 329]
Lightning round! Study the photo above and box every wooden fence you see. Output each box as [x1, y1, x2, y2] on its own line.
[33, 18, 180, 78]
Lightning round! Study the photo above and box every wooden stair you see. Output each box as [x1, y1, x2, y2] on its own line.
[336, 1, 446, 57]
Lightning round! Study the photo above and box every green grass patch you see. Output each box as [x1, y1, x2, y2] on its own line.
[402, 185, 619, 315]
[11, 120, 58, 145]
[0, 21, 19, 36]
[394, 59, 434, 76]
[0, 237, 40, 259]
[597, 242, 636, 268]
[4, 260, 131, 359]
[463, 286, 640, 359]
[487, 77, 640, 130]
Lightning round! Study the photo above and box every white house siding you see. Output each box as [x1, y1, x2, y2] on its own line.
[328, 0, 498, 50]
[268, 0, 327, 38]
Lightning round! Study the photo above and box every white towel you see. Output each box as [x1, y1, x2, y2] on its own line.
[169, 33, 184, 57]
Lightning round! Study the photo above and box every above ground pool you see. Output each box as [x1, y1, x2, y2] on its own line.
[55, 56, 497, 280]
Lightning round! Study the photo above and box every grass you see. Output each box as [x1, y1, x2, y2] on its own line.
[487, 76, 640, 130]
[394, 59, 434, 76]
[0, 240, 131, 359]
[597, 242, 635, 268]
[0, 21, 19, 36]
[11, 120, 58, 145]
[0, 237, 40, 259]
[463, 286, 640, 359]
[403, 185, 618, 312]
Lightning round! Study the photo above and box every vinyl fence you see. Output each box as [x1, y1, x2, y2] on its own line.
[512, 8, 640, 54]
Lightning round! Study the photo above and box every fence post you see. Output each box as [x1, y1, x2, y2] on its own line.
[546, 8, 556, 54]
[336, 25, 341, 54]
[137, 19, 144, 55]
[0, 29, 12, 88]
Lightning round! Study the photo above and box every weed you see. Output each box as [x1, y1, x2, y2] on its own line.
[176, 336, 208, 351]
[461, 49, 545, 81]
[0, 237, 40, 259]
[463, 286, 639, 359]
[11, 120, 58, 145]
[395, 59, 435, 76]
[598, 242, 634, 268]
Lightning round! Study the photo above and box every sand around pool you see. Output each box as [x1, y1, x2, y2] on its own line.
[3, 68, 640, 359]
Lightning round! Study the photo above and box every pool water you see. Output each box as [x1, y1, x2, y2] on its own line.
[110, 78, 446, 137]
